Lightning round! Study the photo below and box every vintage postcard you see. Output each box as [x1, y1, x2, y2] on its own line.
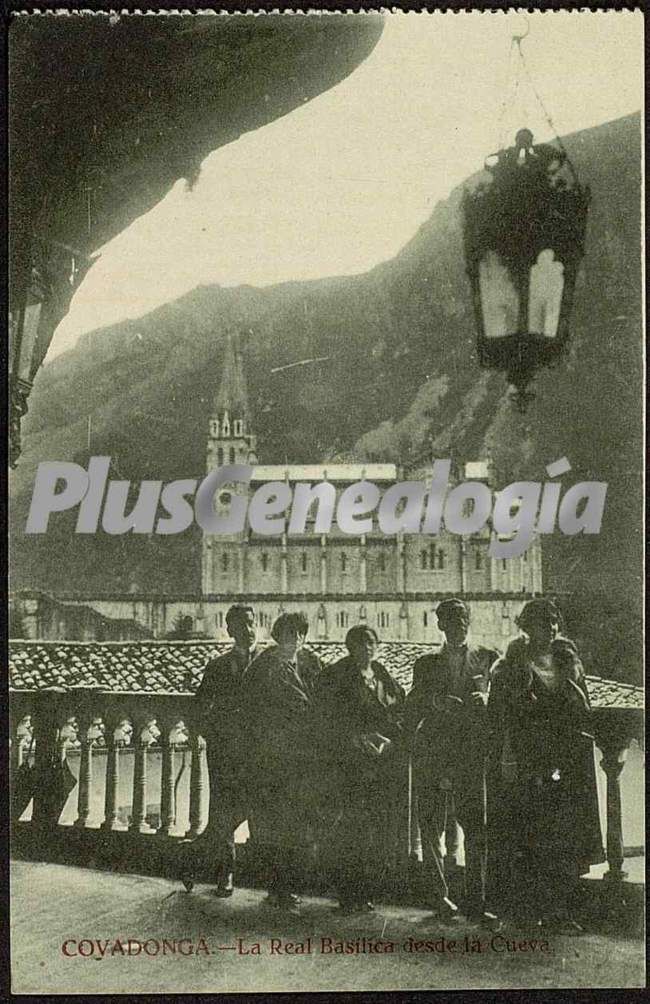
[8, 7, 645, 995]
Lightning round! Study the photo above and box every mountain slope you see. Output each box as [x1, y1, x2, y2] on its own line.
[10, 113, 642, 680]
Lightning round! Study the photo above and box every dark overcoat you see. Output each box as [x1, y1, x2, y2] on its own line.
[239, 644, 323, 847]
[487, 636, 604, 877]
[316, 656, 407, 875]
[405, 644, 500, 790]
[195, 648, 253, 778]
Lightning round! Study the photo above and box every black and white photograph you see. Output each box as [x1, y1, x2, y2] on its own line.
[7, 8, 645, 994]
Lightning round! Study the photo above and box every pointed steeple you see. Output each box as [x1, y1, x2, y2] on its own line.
[213, 331, 250, 424]
[207, 331, 258, 471]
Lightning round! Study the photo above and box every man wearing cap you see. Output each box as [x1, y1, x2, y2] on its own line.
[406, 598, 500, 924]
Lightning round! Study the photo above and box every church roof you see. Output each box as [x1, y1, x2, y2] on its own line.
[212, 333, 250, 419]
[8, 639, 644, 709]
[250, 463, 397, 483]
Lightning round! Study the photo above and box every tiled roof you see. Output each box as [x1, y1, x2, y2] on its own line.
[8, 640, 644, 709]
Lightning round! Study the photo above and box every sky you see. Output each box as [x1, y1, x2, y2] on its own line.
[47, 10, 643, 361]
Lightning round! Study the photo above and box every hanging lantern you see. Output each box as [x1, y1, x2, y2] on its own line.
[461, 30, 591, 409]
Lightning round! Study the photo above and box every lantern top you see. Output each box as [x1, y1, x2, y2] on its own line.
[484, 129, 570, 194]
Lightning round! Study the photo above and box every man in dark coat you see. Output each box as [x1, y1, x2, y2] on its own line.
[194, 604, 258, 896]
[406, 598, 500, 924]
[240, 611, 322, 912]
[317, 625, 406, 912]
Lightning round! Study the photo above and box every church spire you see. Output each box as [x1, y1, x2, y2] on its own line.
[207, 331, 257, 469]
[213, 331, 250, 424]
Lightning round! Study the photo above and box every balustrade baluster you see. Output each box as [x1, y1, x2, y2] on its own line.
[158, 716, 177, 837]
[130, 718, 156, 834]
[74, 715, 94, 829]
[600, 740, 629, 885]
[186, 730, 207, 838]
[101, 713, 125, 832]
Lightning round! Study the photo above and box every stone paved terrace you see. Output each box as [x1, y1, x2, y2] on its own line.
[10, 860, 645, 995]
[8, 639, 645, 706]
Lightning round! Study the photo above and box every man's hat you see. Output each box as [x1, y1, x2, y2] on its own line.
[436, 598, 469, 620]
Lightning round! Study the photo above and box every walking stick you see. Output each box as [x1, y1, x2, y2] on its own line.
[407, 719, 425, 866]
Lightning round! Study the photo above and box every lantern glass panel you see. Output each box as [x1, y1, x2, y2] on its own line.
[528, 249, 564, 338]
[478, 250, 520, 339]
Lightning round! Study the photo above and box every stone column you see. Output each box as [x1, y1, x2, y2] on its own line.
[280, 533, 288, 594]
[158, 714, 178, 837]
[360, 535, 367, 593]
[600, 739, 629, 885]
[73, 718, 94, 829]
[129, 717, 156, 834]
[396, 534, 405, 593]
[186, 731, 208, 838]
[459, 537, 467, 594]
[101, 713, 126, 832]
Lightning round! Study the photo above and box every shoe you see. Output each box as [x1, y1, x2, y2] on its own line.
[278, 893, 302, 914]
[266, 891, 302, 912]
[338, 900, 375, 914]
[465, 910, 502, 931]
[212, 873, 235, 898]
[428, 896, 459, 922]
[542, 916, 584, 935]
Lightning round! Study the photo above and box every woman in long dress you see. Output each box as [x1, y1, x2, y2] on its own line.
[487, 598, 604, 932]
[316, 625, 406, 913]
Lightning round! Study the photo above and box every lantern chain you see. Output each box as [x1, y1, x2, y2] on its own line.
[514, 38, 582, 187]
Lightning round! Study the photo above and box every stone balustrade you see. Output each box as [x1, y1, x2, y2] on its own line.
[9, 685, 644, 901]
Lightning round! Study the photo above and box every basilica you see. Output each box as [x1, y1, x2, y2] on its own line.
[197, 336, 542, 647]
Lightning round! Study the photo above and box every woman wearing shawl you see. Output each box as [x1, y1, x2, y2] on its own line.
[487, 598, 604, 933]
[316, 625, 406, 913]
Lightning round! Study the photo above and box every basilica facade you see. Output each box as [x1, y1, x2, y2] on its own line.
[198, 337, 543, 647]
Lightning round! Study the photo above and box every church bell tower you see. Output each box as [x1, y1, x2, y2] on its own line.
[203, 332, 258, 595]
[206, 331, 258, 470]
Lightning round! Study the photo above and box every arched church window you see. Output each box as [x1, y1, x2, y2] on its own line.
[234, 419, 243, 436]
[301, 552, 308, 572]
[221, 553, 229, 572]
[229, 447, 236, 464]
[217, 447, 224, 466]
[341, 553, 347, 573]
[261, 553, 269, 571]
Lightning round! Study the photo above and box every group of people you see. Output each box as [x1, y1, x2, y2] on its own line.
[190, 597, 603, 933]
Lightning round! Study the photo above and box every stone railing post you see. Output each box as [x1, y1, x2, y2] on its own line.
[187, 730, 208, 838]
[594, 706, 644, 904]
[130, 712, 156, 835]
[157, 701, 181, 838]
[101, 701, 128, 832]
[72, 686, 104, 829]
[600, 739, 629, 885]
